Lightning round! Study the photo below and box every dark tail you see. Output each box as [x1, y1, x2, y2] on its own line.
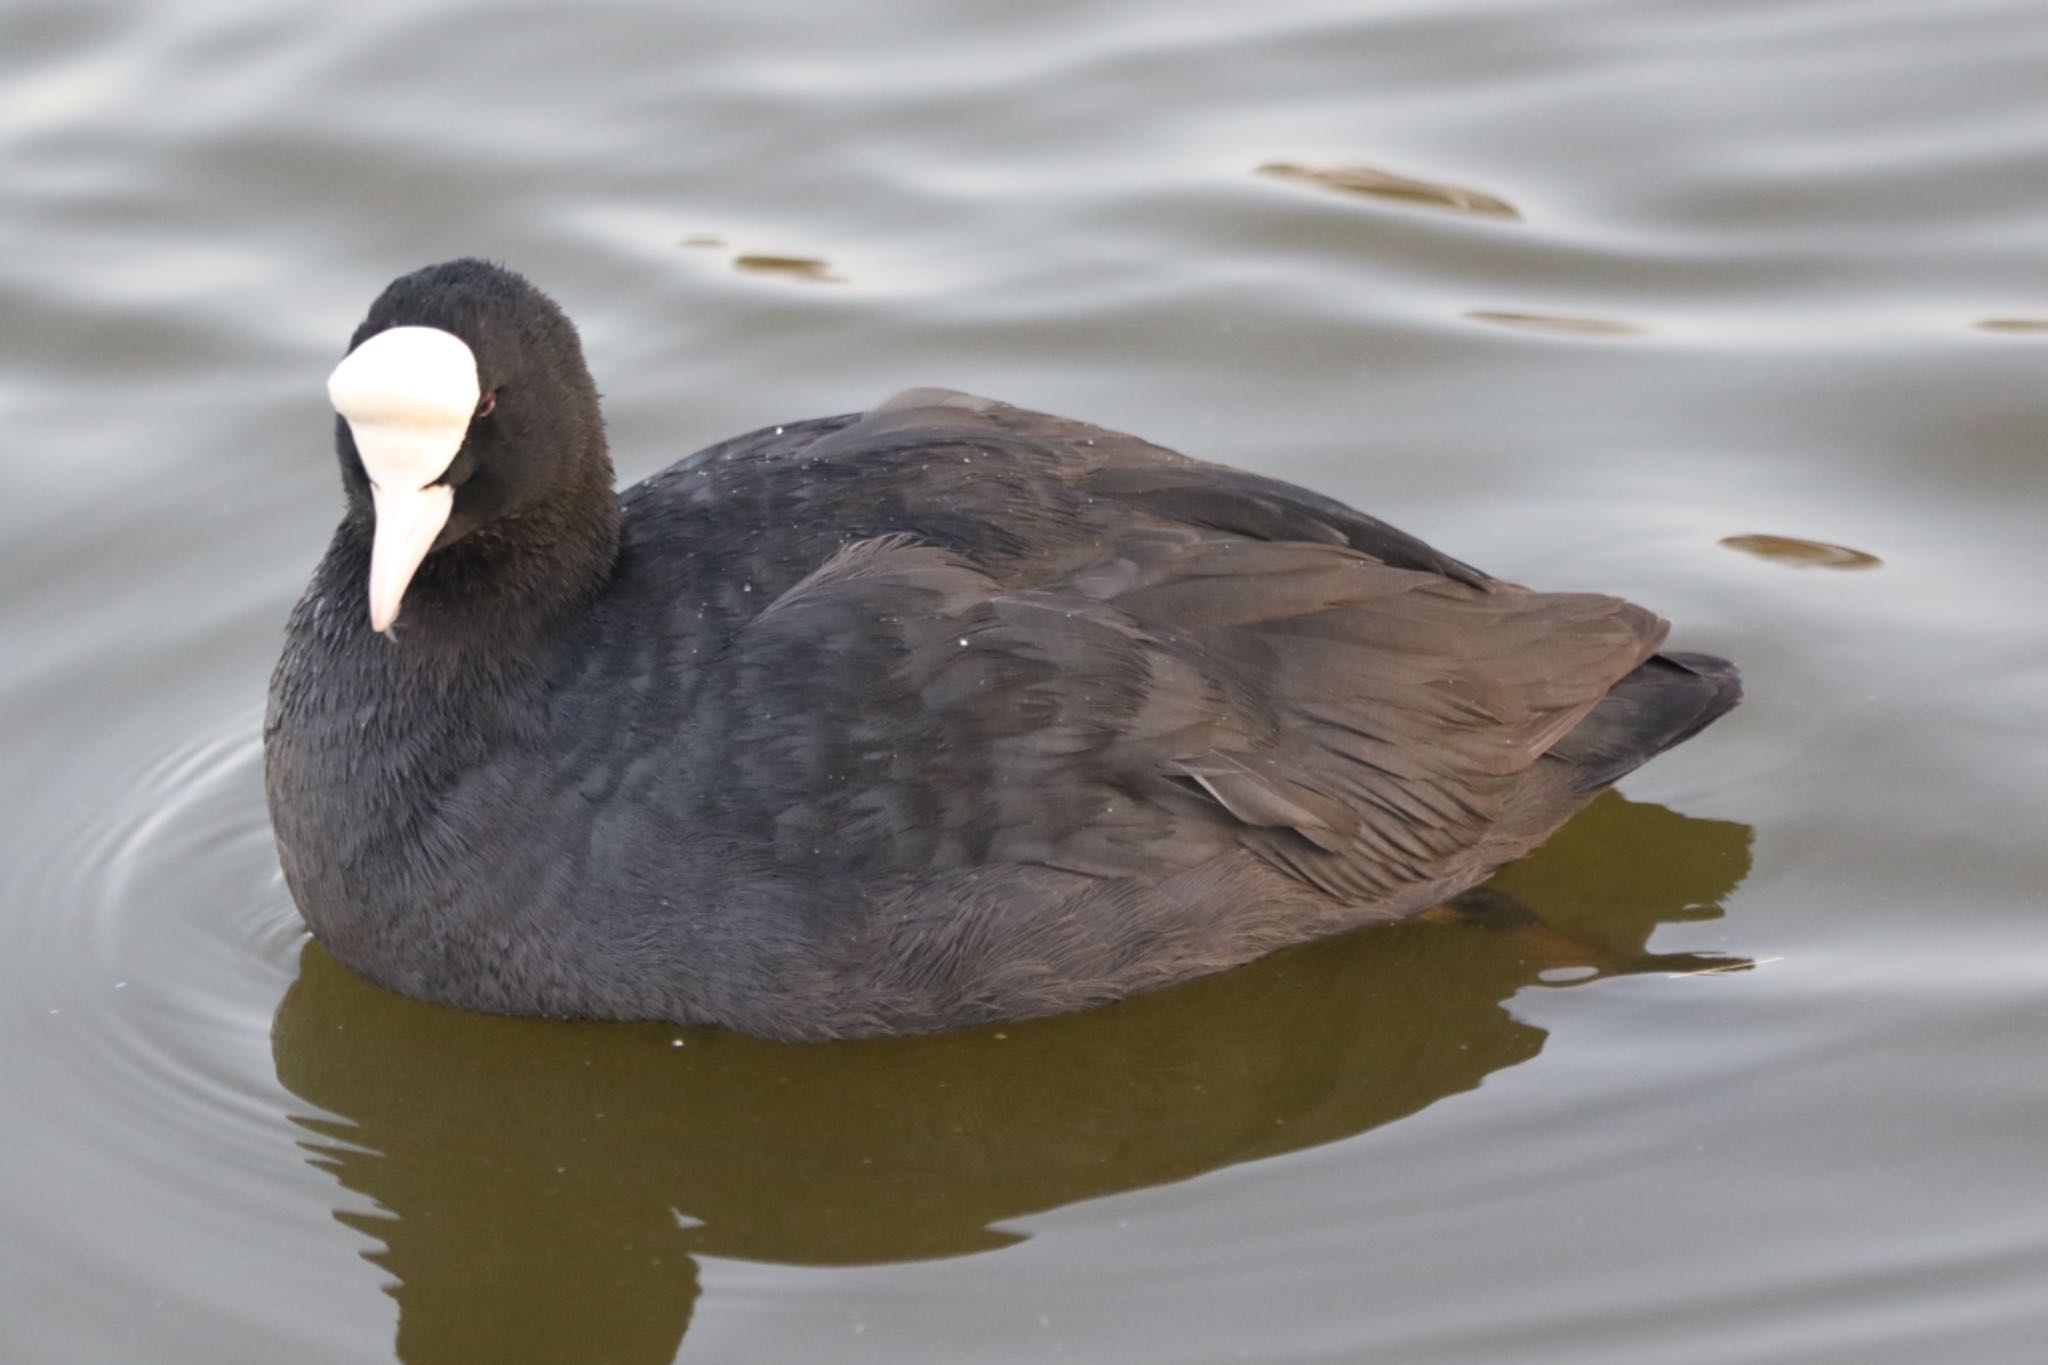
[1549, 651, 1743, 792]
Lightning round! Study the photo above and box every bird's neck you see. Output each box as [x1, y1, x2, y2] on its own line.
[268, 472, 622, 802]
[395, 471, 622, 662]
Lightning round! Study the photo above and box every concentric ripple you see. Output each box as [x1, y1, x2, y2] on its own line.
[0, 595, 339, 1360]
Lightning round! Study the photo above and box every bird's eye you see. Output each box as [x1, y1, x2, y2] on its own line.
[475, 390, 498, 418]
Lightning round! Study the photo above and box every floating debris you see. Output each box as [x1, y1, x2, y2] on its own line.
[677, 234, 727, 249]
[732, 253, 844, 284]
[1258, 160, 1520, 219]
[1720, 534, 1882, 570]
[1464, 309, 1643, 337]
[1975, 317, 2048, 334]
[1668, 955, 1783, 979]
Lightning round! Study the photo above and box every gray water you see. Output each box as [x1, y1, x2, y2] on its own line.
[4, 1, 2046, 1361]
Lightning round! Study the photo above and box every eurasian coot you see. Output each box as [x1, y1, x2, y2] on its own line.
[264, 258, 1739, 1041]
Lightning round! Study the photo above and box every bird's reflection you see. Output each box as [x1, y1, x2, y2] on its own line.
[271, 792, 1751, 1365]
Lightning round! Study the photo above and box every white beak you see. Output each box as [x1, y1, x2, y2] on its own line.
[326, 325, 482, 635]
[367, 479, 455, 634]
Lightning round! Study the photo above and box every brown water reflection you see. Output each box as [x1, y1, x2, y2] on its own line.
[273, 794, 1749, 1365]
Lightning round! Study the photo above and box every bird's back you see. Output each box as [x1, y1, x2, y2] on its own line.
[516, 391, 1737, 1033]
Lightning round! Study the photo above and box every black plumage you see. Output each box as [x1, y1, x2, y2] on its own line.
[265, 259, 1739, 1040]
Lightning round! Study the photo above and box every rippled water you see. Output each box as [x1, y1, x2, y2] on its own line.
[5, 1, 2046, 1361]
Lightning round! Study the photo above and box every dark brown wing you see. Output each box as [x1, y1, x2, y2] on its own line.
[731, 518, 1664, 904]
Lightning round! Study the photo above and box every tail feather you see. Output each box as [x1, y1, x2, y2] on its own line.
[1546, 651, 1742, 792]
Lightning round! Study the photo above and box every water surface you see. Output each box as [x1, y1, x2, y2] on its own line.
[4, 1, 2046, 1361]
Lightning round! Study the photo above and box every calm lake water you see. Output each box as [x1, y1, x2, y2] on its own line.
[4, 0, 2046, 1361]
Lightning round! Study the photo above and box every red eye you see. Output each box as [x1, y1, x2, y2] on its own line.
[476, 390, 497, 418]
